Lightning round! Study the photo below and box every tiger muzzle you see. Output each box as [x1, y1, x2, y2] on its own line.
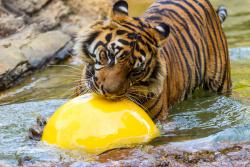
[94, 63, 131, 98]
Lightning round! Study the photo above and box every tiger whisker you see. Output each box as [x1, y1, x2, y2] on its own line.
[70, 79, 90, 84]
[126, 94, 149, 112]
[71, 85, 90, 93]
[67, 86, 90, 99]
[50, 75, 82, 79]
[128, 92, 157, 100]
[48, 64, 83, 71]
[63, 69, 82, 75]
[129, 87, 149, 92]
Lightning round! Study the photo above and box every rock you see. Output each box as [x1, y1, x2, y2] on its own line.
[91, 142, 250, 166]
[0, 0, 114, 91]
[21, 30, 70, 68]
[2, 0, 50, 15]
[65, 0, 114, 19]
[0, 46, 26, 75]
[16, 142, 250, 166]
[0, 13, 25, 38]
[31, 0, 70, 31]
[0, 27, 71, 90]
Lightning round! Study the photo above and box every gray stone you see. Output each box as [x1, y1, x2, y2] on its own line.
[2, 0, 50, 14]
[20, 30, 70, 68]
[0, 46, 27, 74]
[0, 0, 114, 91]
[31, 0, 70, 31]
[0, 27, 71, 90]
[0, 13, 25, 38]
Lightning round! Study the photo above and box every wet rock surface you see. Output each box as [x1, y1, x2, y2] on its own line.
[0, 26, 71, 90]
[0, 0, 113, 91]
[94, 142, 250, 166]
[17, 142, 250, 167]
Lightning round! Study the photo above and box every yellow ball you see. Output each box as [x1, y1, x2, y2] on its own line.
[42, 94, 159, 154]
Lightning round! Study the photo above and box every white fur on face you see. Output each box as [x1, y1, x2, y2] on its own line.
[94, 63, 104, 70]
[88, 40, 99, 56]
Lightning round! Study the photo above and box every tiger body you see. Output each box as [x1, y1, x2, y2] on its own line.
[74, 0, 232, 121]
[142, 0, 232, 119]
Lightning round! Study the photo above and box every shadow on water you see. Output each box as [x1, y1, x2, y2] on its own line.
[0, 0, 250, 166]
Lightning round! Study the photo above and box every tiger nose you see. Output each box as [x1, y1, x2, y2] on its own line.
[103, 83, 127, 96]
[104, 86, 123, 96]
[93, 77, 122, 96]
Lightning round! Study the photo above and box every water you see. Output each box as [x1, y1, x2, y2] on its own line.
[0, 0, 250, 166]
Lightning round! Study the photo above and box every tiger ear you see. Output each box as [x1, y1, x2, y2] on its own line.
[153, 23, 170, 46]
[111, 0, 129, 18]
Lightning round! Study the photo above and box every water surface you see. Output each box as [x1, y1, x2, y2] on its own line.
[0, 0, 250, 166]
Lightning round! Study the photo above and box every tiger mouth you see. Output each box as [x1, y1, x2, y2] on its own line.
[104, 95, 126, 101]
[86, 80, 126, 101]
[93, 91, 127, 101]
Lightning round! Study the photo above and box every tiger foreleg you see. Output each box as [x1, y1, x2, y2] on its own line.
[28, 116, 47, 141]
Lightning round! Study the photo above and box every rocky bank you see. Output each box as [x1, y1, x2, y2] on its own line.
[0, 0, 114, 91]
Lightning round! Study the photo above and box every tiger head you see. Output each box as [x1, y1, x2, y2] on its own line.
[74, 0, 170, 100]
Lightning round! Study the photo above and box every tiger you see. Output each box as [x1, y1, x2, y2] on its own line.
[29, 0, 232, 140]
[73, 0, 232, 121]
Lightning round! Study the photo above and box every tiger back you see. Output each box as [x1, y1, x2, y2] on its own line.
[142, 0, 232, 119]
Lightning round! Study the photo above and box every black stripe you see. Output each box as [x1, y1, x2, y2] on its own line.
[122, 21, 157, 45]
[127, 33, 137, 39]
[105, 33, 112, 42]
[146, 43, 153, 53]
[148, 59, 161, 80]
[93, 41, 105, 54]
[135, 42, 140, 51]
[217, 64, 227, 92]
[118, 39, 130, 45]
[153, 105, 163, 120]
[145, 15, 162, 21]
[140, 49, 146, 56]
[200, 38, 207, 84]
[116, 30, 127, 35]
[148, 94, 161, 111]
[119, 23, 155, 46]
[82, 31, 100, 57]
[178, 0, 203, 23]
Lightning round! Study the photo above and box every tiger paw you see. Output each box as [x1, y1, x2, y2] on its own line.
[28, 116, 47, 141]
